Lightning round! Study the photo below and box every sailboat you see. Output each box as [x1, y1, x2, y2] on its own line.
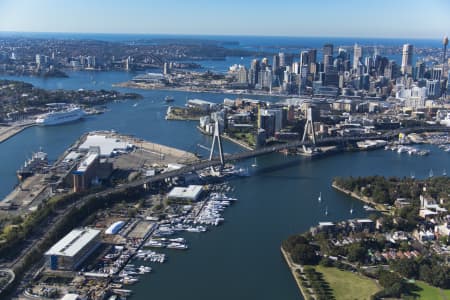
[318, 192, 322, 203]
[443, 169, 447, 176]
[410, 171, 415, 179]
[350, 204, 354, 214]
[251, 158, 257, 168]
[325, 206, 328, 216]
[429, 169, 434, 178]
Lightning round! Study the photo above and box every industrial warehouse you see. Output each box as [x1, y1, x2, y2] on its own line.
[45, 227, 101, 270]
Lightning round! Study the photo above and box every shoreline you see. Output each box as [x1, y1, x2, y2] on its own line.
[222, 135, 254, 151]
[280, 246, 309, 300]
[331, 181, 388, 212]
[0, 124, 35, 144]
[196, 125, 254, 151]
[113, 81, 293, 99]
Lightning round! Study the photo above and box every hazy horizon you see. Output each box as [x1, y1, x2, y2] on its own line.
[0, 0, 448, 39]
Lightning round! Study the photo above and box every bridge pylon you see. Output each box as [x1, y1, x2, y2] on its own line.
[209, 120, 225, 165]
[302, 107, 317, 151]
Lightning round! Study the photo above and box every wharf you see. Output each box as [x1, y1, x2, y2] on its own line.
[97, 131, 199, 165]
[0, 131, 198, 215]
[0, 122, 35, 143]
[113, 81, 291, 98]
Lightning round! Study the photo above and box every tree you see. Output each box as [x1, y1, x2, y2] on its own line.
[282, 234, 309, 253]
[291, 243, 319, 265]
[347, 243, 366, 263]
[391, 259, 418, 279]
[378, 270, 402, 289]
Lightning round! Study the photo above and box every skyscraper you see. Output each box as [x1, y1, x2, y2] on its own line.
[443, 36, 449, 98]
[414, 61, 425, 80]
[300, 51, 309, 66]
[323, 55, 333, 73]
[272, 54, 280, 72]
[237, 66, 248, 84]
[249, 59, 260, 86]
[279, 52, 286, 67]
[443, 36, 448, 65]
[401, 44, 414, 75]
[308, 49, 317, 64]
[323, 44, 333, 58]
[353, 44, 362, 70]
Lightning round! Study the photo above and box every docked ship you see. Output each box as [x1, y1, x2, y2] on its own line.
[35, 106, 86, 126]
[16, 150, 48, 181]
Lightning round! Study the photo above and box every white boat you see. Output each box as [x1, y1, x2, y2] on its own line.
[145, 240, 165, 248]
[185, 226, 207, 233]
[169, 237, 186, 243]
[363, 205, 376, 211]
[166, 242, 188, 250]
[325, 206, 328, 216]
[318, 192, 322, 203]
[251, 158, 257, 168]
[429, 169, 434, 178]
[350, 204, 354, 214]
[36, 106, 85, 126]
[138, 266, 152, 273]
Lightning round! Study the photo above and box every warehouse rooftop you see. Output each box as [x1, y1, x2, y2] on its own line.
[45, 228, 100, 258]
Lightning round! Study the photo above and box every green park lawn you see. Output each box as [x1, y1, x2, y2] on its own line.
[415, 281, 450, 300]
[315, 265, 381, 300]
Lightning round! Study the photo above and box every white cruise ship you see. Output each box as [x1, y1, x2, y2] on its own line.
[35, 106, 86, 126]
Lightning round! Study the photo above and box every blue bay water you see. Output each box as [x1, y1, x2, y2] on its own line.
[0, 34, 447, 299]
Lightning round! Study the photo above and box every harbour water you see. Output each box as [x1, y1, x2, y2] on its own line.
[1, 59, 449, 299]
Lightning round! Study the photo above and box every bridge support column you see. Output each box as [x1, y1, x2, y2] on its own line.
[209, 120, 225, 165]
[302, 107, 317, 151]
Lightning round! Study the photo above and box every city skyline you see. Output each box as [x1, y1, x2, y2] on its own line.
[0, 0, 449, 39]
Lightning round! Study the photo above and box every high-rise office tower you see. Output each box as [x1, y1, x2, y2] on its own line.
[443, 36, 448, 65]
[279, 52, 286, 67]
[443, 36, 449, 98]
[414, 61, 425, 80]
[401, 44, 414, 75]
[272, 54, 280, 72]
[237, 66, 248, 84]
[353, 44, 362, 70]
[323, 44, 333, 58]
[300, 51, 309, 66]
[249, 59, 260, 86]
[323, 55, 333, 73]
[308, 49, 317, 64]
[384, 60, 398, 80]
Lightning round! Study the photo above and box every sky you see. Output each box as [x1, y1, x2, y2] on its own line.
[0, 0, 449, 38]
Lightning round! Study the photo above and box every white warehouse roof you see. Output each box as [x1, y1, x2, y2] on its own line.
[76, 152, 98, 173]
[79, 134, 132, 157]
[45, 228, 100, 258]
[168, 185, 203, 201]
